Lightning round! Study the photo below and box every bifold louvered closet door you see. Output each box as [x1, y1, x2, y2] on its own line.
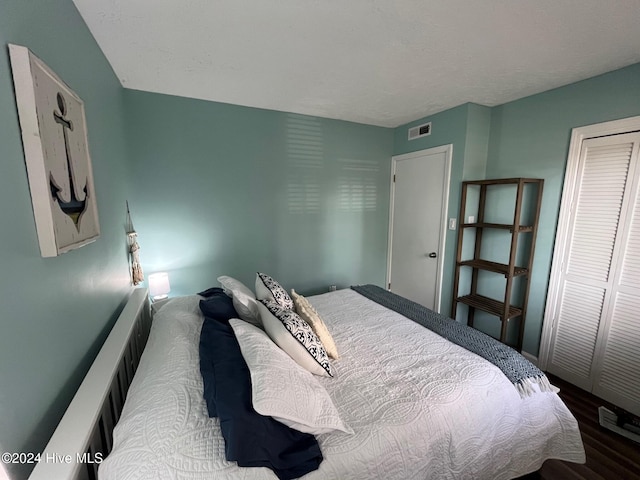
[547, 132, 640, 416]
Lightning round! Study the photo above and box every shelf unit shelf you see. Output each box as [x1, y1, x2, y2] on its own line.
[457, 259, 528, 277]
[455, 294, 522, 320]
[461, 222, 534, 233]
[451, 177, 544, 352]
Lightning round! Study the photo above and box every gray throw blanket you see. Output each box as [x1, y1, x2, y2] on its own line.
[351, 284, 551, 397]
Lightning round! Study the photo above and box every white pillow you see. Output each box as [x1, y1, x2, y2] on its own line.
[291, 289, 339, 359]
[217, 275, 261, 327]
[255, 272, 294, 310]
[230, 319, 352, 435]
[257, 300, 333, 377]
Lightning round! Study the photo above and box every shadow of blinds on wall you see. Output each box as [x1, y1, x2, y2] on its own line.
[286, 114, 323, 214]
[337, 158, 378, 212]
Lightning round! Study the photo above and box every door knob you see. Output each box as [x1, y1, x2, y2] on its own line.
[428, 252, 437, 258]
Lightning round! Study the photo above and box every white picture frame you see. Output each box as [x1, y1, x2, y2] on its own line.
[9, 44, 100, 257]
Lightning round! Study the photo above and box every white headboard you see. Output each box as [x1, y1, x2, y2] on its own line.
[28, 288, 151, 480]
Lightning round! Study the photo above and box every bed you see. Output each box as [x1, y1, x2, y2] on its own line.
[28, 280, 585, 480]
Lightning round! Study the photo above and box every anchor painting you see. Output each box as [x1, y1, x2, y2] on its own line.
[9, 44, 100, 257]
[50, 92, 89, 228]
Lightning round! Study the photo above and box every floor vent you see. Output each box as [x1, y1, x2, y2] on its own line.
[598, 406, 640, 444]
[408, 122, 431, 140]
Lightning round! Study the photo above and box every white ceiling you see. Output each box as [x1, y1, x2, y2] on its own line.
[72, 0, 640, 128]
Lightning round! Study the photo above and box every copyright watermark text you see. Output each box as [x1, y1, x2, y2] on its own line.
[1, 452, 103, 465]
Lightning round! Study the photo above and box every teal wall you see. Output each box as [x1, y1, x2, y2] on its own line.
[124, 90, 394, 297]
[393, 103, 491, 316]
[0, 1, 133, 478]
[393, 64, 640, 356]
[484, 62, 640, 355]
[463, 104, 491, 180]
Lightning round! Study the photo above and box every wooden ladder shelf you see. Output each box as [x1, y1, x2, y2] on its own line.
[451, 177, 544, 352]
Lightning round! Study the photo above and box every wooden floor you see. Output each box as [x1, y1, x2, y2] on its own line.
[519, 374, 640, 480]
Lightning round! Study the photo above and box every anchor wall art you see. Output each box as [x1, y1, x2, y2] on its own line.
[9, 44, 100, 257]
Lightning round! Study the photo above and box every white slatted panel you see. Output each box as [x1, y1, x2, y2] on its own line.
[550, 282, 605, 380]
[593, 136, 640, 416]
[548, 131, 640, 414]
[619, 185, 640, 288]
[595, 292, 640, 415]
[566, 143, 632, 282]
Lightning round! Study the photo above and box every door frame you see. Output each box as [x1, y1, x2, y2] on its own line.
[538, 115, 640, 371]
[386, 144, 452, 313]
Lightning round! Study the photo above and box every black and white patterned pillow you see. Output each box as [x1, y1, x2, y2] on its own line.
[255, 272, 294, 310]
[259, 300, 333, 377]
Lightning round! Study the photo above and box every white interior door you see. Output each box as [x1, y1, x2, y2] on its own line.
[387, 145, 451, 312]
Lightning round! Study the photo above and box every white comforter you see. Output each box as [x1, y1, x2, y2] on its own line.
[99, 289, 585, 480]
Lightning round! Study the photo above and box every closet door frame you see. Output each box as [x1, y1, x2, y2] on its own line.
[539, 115, 640, 371]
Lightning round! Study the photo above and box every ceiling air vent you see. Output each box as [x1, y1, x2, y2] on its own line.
[408, 122, 431, 140]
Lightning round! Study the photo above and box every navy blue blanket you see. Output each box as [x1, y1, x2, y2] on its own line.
[198, 288, 238, 417]
[198, 292, 323, 479]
